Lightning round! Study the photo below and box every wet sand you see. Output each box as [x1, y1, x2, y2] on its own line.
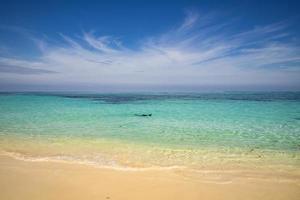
[0, 155, 299, 200]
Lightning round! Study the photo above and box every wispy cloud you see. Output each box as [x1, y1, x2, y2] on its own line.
[0, 11, 299, 90]
[0, 64, 57, 74]
[178, 10, 199, 31]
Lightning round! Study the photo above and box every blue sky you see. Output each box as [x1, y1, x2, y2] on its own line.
[0, 0, 300, 91]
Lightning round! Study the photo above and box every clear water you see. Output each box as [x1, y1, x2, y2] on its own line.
[0, 92, 299, 170]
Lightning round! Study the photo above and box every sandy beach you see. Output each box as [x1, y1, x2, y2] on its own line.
[0, 155, 299, 200]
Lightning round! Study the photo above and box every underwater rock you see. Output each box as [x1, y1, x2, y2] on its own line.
[134, 113, 152, 117]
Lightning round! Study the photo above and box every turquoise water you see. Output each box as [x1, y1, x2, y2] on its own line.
[0, 92, 300, 169]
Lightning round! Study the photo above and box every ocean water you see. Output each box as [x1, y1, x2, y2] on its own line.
[0, 92, 299, 171]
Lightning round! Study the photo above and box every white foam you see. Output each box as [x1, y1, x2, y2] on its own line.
[0, 150, 185, 172]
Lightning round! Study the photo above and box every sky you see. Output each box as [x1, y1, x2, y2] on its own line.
[0, 0, 300, 92]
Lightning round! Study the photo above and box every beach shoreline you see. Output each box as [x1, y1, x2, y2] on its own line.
[1, 93, 299, 199]
[1, 155, 299, 200]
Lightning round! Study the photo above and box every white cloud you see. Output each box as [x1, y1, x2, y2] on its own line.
[0, 11, 299, 91]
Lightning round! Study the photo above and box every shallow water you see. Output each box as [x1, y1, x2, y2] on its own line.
[0, 92, 299, 170]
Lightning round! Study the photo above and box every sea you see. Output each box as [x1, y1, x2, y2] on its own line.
[0, 92, 299, 172]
